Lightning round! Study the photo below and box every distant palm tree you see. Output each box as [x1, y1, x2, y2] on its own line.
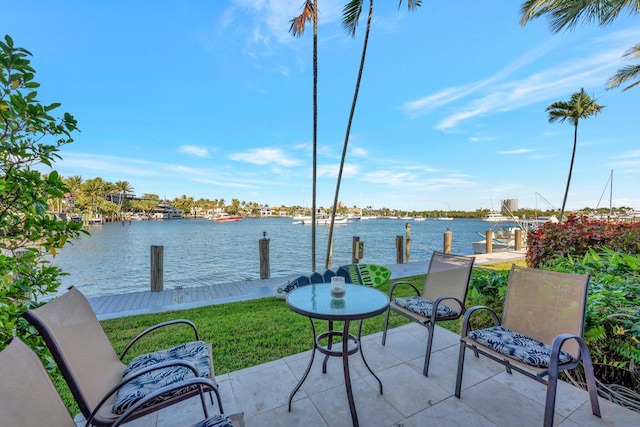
[64, 175, 83, 195]
[520, 0, 640, 91]
[326, 0, 420, 268]
[290, 0, 318, 271]
[114, 180, 133, 213]
[546, 88, 604, 221]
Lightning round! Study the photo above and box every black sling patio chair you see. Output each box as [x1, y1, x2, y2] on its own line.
[455, 265, 600, 427]
[381, 251, 475, 376]
[0, 336, 241, 427]
[22, 286, 244, 427]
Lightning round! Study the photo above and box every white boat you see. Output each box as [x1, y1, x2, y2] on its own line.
[481, 211, 517, 222]
[129, 213, 148, 221]
[412, 216, 426, 221]
[300, 213, 348, 225]
[436, 203, 453, 220]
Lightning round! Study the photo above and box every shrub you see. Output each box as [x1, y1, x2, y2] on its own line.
[545, 248, 640, 390]
[0, 35, 84, 351]
[527, 214, 640, 268]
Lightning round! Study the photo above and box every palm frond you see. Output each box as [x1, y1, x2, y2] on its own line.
[289, 0, 314, 37]
[398, 0, 422, 11]
[607, 43, 640, 91]
[521, 0, 639, 31]
[342, 0, 365, 37]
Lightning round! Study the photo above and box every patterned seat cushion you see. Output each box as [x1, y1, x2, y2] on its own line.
[192, 414, 233, 427]
[113, 341, 211, 414]
[469, 326, 574, 368]
[393, 296, 457, 318]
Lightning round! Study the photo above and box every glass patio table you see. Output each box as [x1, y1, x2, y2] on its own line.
[286, 283, 390, 427]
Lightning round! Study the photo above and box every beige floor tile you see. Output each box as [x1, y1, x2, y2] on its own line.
[230, 362, 301, 417]
[308, 378, 404, 427]
[567, 398, 640, 426]
[407, 396, 498, 427]
[456, 378, 558, 427]
[491, 369, 590, 419]
[244, 397, 328, 427]
[362, 363, 450, 417]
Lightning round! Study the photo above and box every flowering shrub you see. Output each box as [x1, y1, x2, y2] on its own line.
[526, 214, 640, 268]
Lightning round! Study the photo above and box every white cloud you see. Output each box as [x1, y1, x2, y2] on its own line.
[178, 145, 210, 158]
[317, 162, 360, 178]
[229, 148, 303, 166]
[230, 0, 344, 46]
[499, 148, 538, 155]
[402, 29, 635, 131]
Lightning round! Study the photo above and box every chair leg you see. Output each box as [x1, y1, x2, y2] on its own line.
[381, 308, 391, 346]
[579, 341, 602, 418]
[454, 341, 466, 398]
[544, 369, 559, 427]
[423, 322, 435, 376]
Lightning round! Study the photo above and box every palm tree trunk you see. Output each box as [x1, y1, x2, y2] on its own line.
[326, 0, 373, 269]
[560, 123, 578, 221]
[311, 0, 318, 271]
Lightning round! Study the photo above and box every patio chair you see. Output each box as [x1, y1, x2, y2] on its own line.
[0, 336, 239, 427]
[381, 251, 475, 376]
[454, 265, 600, 427]
[22, 287, 244, 427]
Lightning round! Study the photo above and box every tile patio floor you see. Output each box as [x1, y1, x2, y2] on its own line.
[91, 323, 640, 427]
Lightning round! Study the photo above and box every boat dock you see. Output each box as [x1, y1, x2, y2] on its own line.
[88, 251, 526, 320]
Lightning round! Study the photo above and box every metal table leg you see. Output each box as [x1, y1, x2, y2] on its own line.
[288, 318, 317, 411]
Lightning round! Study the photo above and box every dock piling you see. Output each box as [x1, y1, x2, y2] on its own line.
[443, 229, 452, 253]
[259, 232, 270, 279]
[150, 245, 163, 292]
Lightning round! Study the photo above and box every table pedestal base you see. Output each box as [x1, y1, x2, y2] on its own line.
[288, 319, 384, 427]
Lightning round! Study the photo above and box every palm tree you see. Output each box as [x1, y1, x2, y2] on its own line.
[546, 88, 604, 221]
[290, 0, 318, 271]
[114, 180, 133, 214]
[64, 175, 83, 195]
[325, 0, 420, 268]
[520, 0, 640, 91]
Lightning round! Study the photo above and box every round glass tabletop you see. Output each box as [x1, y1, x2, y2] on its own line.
[286, 284, 390, 321]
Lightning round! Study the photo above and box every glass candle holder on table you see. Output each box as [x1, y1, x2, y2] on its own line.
[330, 276, 346, 298]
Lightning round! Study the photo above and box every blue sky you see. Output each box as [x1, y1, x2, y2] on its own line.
[5, 1, 639, 212]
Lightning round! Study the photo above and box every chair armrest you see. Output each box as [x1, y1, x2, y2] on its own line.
[460, 305, 500, 337]
[121, 319, 200, 360]
[432, 296, 465, 317]
[87, 359, 203, 424]
[89, 377, 221, 427]
[549, 333, 585, 370]
[388, 281, 420, 298]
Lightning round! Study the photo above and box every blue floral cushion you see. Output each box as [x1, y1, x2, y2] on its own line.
[192, 414, 233, 427]
[393, 296, 457, 318]
[113, 341, 211, 414]
[469, 326, 574, 368]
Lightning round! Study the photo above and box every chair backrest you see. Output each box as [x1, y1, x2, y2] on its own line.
[502, 265, 590, 359]
[422, 252, 475, 311]
[0, 337, 76, 427]
[22, 287, 127, 419]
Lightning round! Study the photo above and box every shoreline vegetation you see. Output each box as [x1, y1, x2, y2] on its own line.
[55, 175, 640, 225]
